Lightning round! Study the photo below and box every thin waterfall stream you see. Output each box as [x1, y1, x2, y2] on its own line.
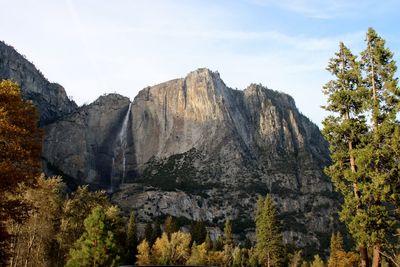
[110, 102, 132, 191]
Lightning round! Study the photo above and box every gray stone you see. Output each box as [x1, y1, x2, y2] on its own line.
[0, 41, 76, 125]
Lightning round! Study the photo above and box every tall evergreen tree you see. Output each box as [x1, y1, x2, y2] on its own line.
[323, 29, 400, 267]
[65, 206, 121, 267]
[56, 186, 110, 266]
[152, 222, 162, 244]
[359, 27, 400, 267]
[125, 211, 138, 264]
[322, 42, 370, 267]
[190, 220, 207, 245]
[255, 195, 283, 267]
[144, 222, 153, 245]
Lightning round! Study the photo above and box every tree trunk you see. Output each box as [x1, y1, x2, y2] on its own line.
[360, 246, 370, 267]
[345, 112, 370, 266]
[372, 243, 381, 267]
[368, 39, 379, 133]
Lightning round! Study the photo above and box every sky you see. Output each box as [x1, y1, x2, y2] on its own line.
[1, 0, 400, 127]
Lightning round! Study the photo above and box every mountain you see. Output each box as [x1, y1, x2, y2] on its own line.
[0, 41, 76, 125]
[42, 68, 338, 253]
[1, 42, 339, 254]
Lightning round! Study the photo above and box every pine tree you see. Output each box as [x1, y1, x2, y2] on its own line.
[359, 27, 400, 267]
[190, 220, 207, 245]
[125, 211, 138, 264]
[144, 222, 153, 245]
[322, 42, 370, 267]
[56, 186, 110, 266]
[65, 206, 121, 267]
[255, 195, 283, 267]
[152, 221, 162, 244]
[323, 29, 400, 267]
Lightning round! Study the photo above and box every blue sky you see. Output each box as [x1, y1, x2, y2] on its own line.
[1, 0, 400, 126]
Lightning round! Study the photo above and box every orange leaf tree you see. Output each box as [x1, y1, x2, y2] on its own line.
[0, 80, 43, 264]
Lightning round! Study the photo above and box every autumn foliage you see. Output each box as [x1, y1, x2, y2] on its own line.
[0, 80, 43, 264]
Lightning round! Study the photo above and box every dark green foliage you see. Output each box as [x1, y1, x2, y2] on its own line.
[124, 211, 138, 264]
[213, 236, 224, 251]
[322, 28, 400, 266]
[152, 222, 162, 244]
[56, 186, 110, 265]
[144, 222, 153, 245]
[190, 220, 207, 245]
[255, 195, 284, 266]
[65, 206, 121, 267]
[232, 217, 255, 234]
[164, 215, 179, 238]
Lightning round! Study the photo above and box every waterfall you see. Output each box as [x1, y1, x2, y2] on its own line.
[110, 102, 132, 191]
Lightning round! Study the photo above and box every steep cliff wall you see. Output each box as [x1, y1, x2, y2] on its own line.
[42, 68, 337, 253]
[0, 41, 76, 125]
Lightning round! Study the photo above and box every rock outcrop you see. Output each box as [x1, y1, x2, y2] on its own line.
[42, 68, 338, 254]
[0, 41, 76, 125]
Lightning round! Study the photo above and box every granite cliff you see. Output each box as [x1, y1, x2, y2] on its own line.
[1, 42, 339, 254]
[0, 41, 76, 125]
[42, 69, 338, 253]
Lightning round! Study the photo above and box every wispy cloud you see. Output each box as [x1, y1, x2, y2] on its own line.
[249, 0, 379, 19]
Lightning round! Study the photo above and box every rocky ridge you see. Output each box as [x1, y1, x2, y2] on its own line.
[0, 41, 76, 125]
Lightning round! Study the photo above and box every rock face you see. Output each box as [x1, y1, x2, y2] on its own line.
[42, 68, 338, 253]
[0, 39, 338, 254]
[0, 41, 76, 125]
